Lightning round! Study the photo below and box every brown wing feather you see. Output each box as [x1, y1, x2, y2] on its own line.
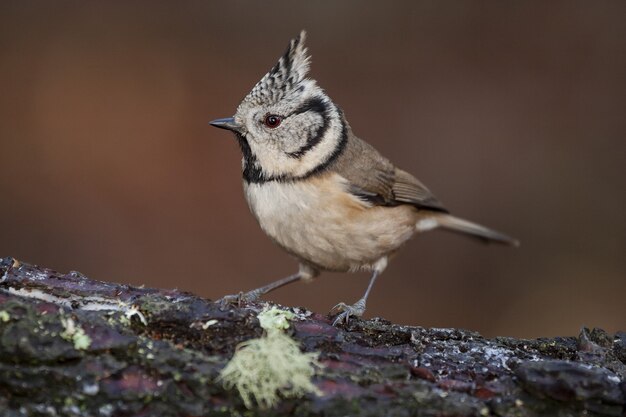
[331, 127, 448, 212]
[391, 168, 448, 212]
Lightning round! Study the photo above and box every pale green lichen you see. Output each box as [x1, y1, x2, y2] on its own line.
[60, 316, 92, 350]
[0, 311, 10, 322]
[257, 306, 295, 332]
[220, 331, 320, 409]
[118, 313, 131, 326]
[219, 306, 321, 409]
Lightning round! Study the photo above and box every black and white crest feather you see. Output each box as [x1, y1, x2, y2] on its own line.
[244, 30, 311, 106]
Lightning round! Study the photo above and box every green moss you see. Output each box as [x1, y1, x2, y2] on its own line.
[134, 294, 174, 318]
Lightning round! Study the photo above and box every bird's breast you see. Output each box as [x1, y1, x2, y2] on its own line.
[243, 173, 417, 272]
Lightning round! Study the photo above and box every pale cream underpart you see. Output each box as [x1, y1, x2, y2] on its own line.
[244, 172, 436, 273]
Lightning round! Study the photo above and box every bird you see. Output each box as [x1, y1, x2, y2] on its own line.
[209, 31, 518, 326]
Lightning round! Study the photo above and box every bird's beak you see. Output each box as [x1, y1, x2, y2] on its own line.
[209, 117, 242, 133]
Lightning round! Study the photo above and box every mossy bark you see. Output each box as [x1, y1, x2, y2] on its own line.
[0, 257, 624, 417]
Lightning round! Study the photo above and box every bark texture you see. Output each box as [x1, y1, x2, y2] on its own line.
[0, 257, 624, 417]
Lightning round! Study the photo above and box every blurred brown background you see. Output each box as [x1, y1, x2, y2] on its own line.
[1, 1, 624, 338]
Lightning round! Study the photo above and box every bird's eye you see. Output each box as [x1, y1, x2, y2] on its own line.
[263, 114, 282, 128]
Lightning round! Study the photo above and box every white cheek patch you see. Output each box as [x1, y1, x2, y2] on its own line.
[416, 218, 439, 232]
[240, 84, 343, 180]
[250, 116, 342, 179]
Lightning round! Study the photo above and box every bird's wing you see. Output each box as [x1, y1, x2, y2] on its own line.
[332, 132, 448, 212]
[390, 168, 448, 212]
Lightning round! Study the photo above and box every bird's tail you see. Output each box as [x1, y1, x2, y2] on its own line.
[419, 214, 519, 246]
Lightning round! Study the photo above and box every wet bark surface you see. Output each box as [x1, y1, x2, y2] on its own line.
[0, 256, 624, 417]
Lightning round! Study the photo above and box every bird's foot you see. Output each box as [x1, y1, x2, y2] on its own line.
[330, 298, 366, 326]
[218, 289, 262, 308]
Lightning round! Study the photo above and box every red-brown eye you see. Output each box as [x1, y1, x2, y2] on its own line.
[264, 114, 282, 128]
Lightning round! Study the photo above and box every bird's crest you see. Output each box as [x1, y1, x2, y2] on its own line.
[243, 30, 311, 106]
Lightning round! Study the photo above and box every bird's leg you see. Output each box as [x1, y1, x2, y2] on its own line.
[330, 270, 379, 325]
[219, 273, 302, 306]
[219, 264, 318, 307]
[331, 258, 387, 326]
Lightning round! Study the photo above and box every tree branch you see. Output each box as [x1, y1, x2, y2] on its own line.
[0, 257, 623, 416]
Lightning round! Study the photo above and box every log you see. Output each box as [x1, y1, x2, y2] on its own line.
[0, 256, 624, 417]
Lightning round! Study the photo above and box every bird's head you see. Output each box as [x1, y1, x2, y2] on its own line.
[210, 31, 345, 183]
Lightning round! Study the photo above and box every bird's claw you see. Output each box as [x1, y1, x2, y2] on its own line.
[330, 299, 366, 326]
[218, 290, 260, 308]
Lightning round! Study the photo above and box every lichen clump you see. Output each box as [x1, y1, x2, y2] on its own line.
[219, 306, 321, 409]
[60, 316, 92, 350]
[0, 310, 10, 322]
[257, 305, 296, 331]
